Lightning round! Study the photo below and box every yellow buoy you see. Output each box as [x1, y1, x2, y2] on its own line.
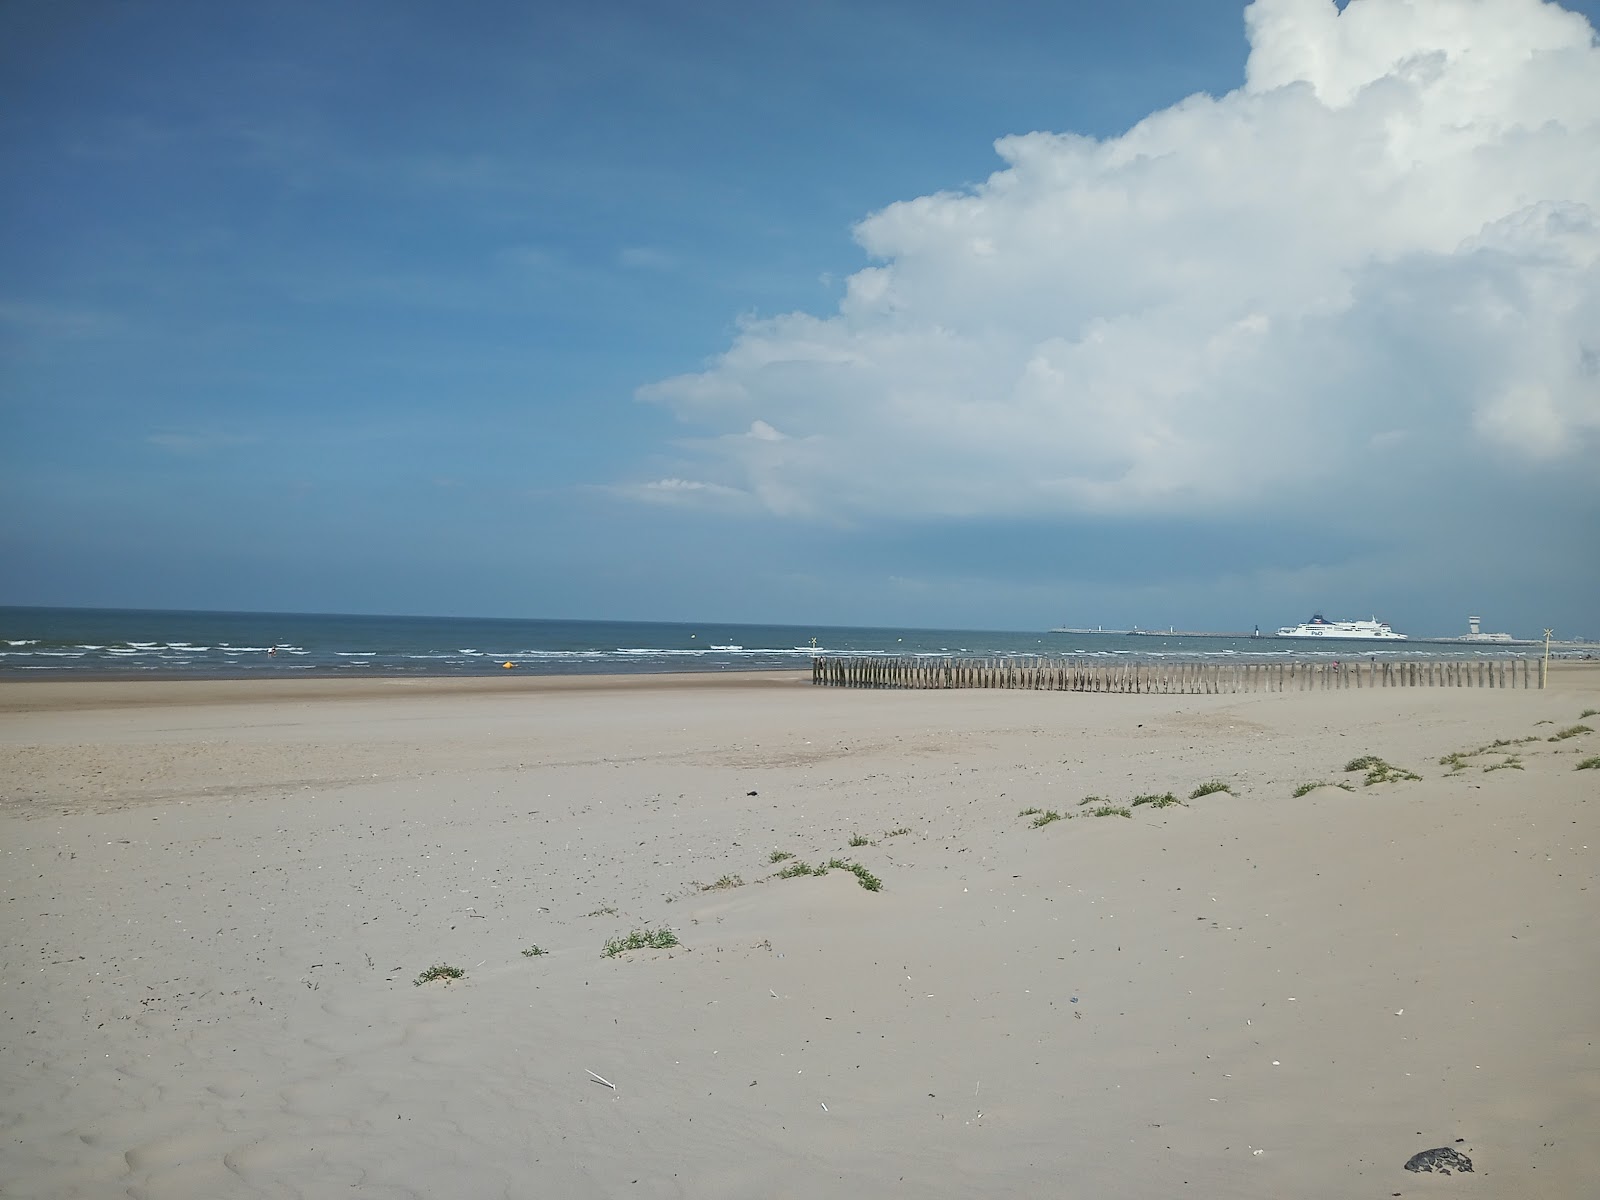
[502, 661, 515, 669]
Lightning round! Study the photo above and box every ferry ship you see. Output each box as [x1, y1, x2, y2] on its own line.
[1275, 615, 1407, 641]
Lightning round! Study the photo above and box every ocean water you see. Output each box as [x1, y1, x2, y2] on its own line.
[0, 606, 1550, 679]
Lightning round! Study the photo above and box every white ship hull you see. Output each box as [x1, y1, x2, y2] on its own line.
[1276, 615, 1407, 641]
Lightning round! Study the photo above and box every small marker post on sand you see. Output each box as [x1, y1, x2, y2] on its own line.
[1542, 629, 1554, 689]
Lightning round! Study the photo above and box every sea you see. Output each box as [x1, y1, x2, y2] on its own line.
[0, 606, 1553, 680]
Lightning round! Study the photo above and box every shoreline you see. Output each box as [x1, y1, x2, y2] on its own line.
[2, 659, 1595, 714]
[0, 669, 813, 712]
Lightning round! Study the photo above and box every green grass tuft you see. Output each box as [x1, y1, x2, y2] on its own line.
[521, 945, 547, 957]
[1482, 757, 1524, 772]
[1577, 756, 1600, 770]
[1030, 810, 1067, 827]
[768, 850, 794, 863]
[1344, 756, 1420, 785]
[1439, 751, 1471, 771]
[825, 858, 883, 891]
[1188, 780, 1232, 799]
[1548, 724, 1593, 742]
[848, 833, 871, 847]
[1091, 804, 1133, 818]
[601, 928, 679, 957]
[1075, 794, 1105, 807]
[1017, 806, 1043, 818]
[1133, 792, 1182, 808]
[1292, 780, 1356, 797]
[883, 827, 911, 838]
[1580, 709, 1598, 719]
[414, 964, 464, 986]
[775, 860, 816, 878]
[699, 874, 744, 891]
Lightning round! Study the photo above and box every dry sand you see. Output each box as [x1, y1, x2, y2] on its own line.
[2, 667, 1597, 1198]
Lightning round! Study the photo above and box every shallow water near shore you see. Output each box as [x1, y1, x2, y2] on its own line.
[0, 605, 1558, 679]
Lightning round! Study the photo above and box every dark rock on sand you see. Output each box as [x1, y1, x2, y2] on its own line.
[1404, 1147, 1474, 1175]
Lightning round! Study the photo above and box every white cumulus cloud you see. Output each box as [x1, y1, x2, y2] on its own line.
[635, 0, 1600, 524]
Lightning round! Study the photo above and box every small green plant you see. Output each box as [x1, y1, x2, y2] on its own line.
[825, 859, 883, 892]
[1344, 756, 1420, 785]
[1483, 756, 1524, 772]
[848, 833, 871, 847]
[1534, 719, 1554, 726]
[699, 874, 744, 891]
[1292, 780, 1356, 797]
[601, 928, 679, 957]
[768, 850, 794, 863]
[1579, 709, 1598, 719]
[1577, 756, 1600, 770]
[775, 860, 817, 878]
[1017, 807, 1043, 818]
[1488, 736, 1539, 747]
[1091, 804, 1132, 818]
[884, 827, 911, 838]
[1031, 810, 1067, 827]
[521, 945, 547, 957]
[1439, 751, 1471, 772]
[1188, 781, 1231, 799]
[1548, 724, 1593, 742]
[414, 964, 465, 986]
[586, 904, 619, 917]
[1133, 792, 1182, 808]
[1075, 794, 1105, 807]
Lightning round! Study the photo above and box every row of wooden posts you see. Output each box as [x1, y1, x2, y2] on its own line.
[811, 656, 1544, 692]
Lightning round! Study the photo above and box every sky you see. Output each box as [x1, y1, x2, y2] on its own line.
[2, 0, 1597, 638]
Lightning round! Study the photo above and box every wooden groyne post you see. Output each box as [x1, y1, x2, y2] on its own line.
[811, 657, 1541, 692]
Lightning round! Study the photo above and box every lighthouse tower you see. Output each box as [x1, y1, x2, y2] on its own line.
[1468, 615, 1481, 636]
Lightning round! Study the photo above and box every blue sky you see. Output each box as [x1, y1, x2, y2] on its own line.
[3, 0, 1598, 637]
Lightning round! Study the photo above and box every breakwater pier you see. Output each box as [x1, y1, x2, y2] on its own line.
[812, 656, 1544, 692]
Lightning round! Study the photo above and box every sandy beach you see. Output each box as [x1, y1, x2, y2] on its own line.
[2, 667, 1597, 1199]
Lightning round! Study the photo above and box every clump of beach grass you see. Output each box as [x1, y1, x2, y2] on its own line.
[601, 928, 679, 957]
[1483, 756, 1524, 773]
[1090, 804, 1133, 818]
[586, 904, 619, 917]
[1344, 755, 1421, 785]
[1547, 724, 1593, 742]
[1017, 807, 1043, 818]
[1580, 709, 1598, 719]
[414, 964, 464, 987]
[521, 945, 547, 957]
[1292, 781, 1356, 798]
[825, 859, 883, 892]
[1577, 756, 1600, 770]
[1030, 810, 1067, 828]
[848, 833, 871, 847]
[1439, 751, 1472, 772]
[883, 827, 911, 838]
[768, 850, 794, 864]
[775, 860, 817, 878]
[699, 874, 743, 891]
[1075, 794, 1106, 807]
[1188, 781, 1232, 799]
[1133, 792, 1183, 809]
